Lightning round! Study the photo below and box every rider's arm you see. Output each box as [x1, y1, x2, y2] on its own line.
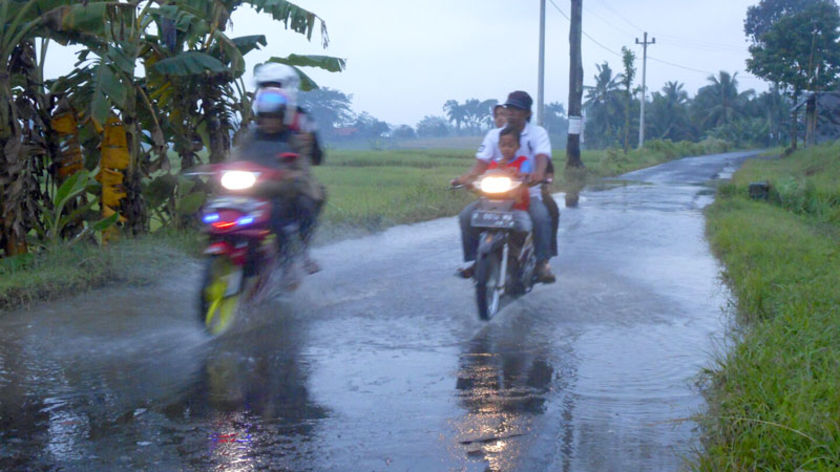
[452, 128, 499, 186]
[532, 153, 549, 183]
[530, 125, 552, 182]
[452, 159, 489, 186]
[297, 109, 324, 165]
[310, 132, 323, 165]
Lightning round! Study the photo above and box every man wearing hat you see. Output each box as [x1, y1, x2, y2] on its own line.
[451, 90, 557, 283]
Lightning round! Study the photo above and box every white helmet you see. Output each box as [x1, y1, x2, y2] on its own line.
[254, 62, 300, 90]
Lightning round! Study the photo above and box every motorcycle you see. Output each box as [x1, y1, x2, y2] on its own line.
[186, 156, 306, 334]
[456, 170, 539, 321]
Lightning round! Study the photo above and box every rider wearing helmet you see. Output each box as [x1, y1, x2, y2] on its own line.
[252, 62, 324, 166]
[230, 63, 326, 274]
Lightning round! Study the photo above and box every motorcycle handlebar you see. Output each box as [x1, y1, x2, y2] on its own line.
[449, 178, 548, 190]
[182, 163, 295, 181]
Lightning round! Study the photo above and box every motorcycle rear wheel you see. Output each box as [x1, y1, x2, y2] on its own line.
[475, 253, 502, 321]
[199, 256, 243, 335]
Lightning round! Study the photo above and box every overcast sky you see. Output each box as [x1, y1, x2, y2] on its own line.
[45, 0, 769, 127]
[228, 0, 768, 126]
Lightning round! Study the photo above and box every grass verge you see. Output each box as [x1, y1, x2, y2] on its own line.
[3, 138, 735, 310]
[695, 141, 840, 470]
[0, 230, 202, 312]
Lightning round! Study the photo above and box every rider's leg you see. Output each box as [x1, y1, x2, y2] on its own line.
[294, 194, 321, 274]
[458, 200, 481, 263]
[456, 201, 481, 278]
[270, 197, 290, 256]
[295, 194, 318, 245]
[512, 210, 532, 233]
[527, 198, 556, 282]
[542, 186, 560, 257]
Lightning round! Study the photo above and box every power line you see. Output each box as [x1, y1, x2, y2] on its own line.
[593, 0, 645, 33]
[581, 3, 636, 38]
[548, 0, 622, 58]
[548, 0, 718, 76]
[648, 56, 713, 75]
[656, 34, 746, 53]
[592, 0, 746, 52]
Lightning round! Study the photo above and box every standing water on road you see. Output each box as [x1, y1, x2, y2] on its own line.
[0, 151, 761, 471]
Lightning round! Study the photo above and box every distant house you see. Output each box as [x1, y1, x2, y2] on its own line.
[793, 91, 840, 146]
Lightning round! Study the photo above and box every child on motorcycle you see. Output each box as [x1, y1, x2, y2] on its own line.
[454, 125, 533, 278]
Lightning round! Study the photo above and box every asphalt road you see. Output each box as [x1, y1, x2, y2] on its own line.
[0, 150, 762, 471]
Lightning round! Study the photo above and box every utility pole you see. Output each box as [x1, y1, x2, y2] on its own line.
[566, 0, 584, 168]
[537, 0, 546, 125]
[635, 32, 654, 148]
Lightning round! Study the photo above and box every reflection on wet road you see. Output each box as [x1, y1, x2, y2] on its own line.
[0, 151, 760, 471]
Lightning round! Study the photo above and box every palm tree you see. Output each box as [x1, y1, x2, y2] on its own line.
[619, 46, 636, 153]
[583, 62, 623, 148]
[694, 71, 754, 129]
[443, 100, 466, 132]
[752, 85, 790, 145]
[647, 81, 693, 141]
[478, 98, 497, 130]
[463, 98, 484, 133]
[543, 102, 567, 135]
[298, 87, 354, 137]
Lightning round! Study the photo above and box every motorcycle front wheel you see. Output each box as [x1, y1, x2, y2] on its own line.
[199, 256, 244, 335]
[475, 253, 502, 321]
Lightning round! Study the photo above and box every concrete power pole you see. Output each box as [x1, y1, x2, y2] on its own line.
[566, 0, 584, 168]
[635, 32, 655, 148]
[537, 0, 546, 125]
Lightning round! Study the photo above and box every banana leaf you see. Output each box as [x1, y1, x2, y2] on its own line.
[153, 51, 227, 76]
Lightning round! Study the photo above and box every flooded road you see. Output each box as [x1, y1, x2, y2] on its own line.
[0, 151, 760, 471]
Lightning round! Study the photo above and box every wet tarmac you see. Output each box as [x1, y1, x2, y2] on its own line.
[0, 151, 762, 471]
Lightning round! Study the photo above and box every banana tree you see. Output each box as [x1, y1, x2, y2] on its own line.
[0, 0, 83, 256]
[141, 0, 345, 227]
[153, 0, 345, 161]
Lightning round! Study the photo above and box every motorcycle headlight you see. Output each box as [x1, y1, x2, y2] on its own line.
[478, 175, 515, 194]
[220, 171, 258, 190]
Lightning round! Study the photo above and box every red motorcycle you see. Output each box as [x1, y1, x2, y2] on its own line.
[187, 157, 305, 334]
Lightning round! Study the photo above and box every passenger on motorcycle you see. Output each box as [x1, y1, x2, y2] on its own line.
[492, 103, 508, 128]
[454, 126, 534, 279]
[451, 91, 556, 283]
[229, 64, 325, 273]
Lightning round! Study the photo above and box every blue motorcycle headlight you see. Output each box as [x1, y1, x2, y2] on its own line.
[203, 213, 220, 224]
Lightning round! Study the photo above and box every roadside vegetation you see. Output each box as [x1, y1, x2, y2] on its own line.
[696, 141, 840, 470]
[1, 139, 736, 311]
[0, 229, 201, 310]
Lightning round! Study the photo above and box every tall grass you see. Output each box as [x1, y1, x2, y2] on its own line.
[696, 141, 840, 470]
[312, 149, 476, 241]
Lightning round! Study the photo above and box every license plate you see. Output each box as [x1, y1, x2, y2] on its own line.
[207, 196, 262, 213]
[224, 269, 243, 296]
[471, 210, 515, 229]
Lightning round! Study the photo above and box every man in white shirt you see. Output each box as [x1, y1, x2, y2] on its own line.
[451, 91, 556, 283]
